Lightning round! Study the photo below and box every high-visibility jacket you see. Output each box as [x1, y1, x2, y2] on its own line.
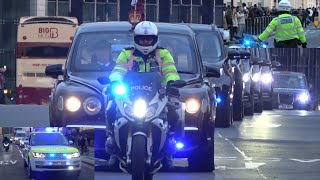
[109, 47, 180, 86]
[259, 14, 306, 43]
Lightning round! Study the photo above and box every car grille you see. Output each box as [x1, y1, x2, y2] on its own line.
[44, 153, 70, 160]
[278, 94, 294, 104]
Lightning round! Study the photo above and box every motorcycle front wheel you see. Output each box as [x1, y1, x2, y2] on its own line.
[131, 135, 147, 180]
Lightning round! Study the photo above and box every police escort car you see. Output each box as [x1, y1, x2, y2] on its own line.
[23, 129, 81, 179]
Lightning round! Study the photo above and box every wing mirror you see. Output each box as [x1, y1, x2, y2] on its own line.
[271, 61, 281, 67]
[205, 66, 221, 78]
[239, 50, 251, 59]
[69, 140, 74, 145]
[97, 77, 111, 85]
[45, 64, 64, 79]
[227, 49, 240, 60]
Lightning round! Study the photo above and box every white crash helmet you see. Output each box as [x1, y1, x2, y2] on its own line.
[278, 0, 291, 12]
[133, 21, 159, 55]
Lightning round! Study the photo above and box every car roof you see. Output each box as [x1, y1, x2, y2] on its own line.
[77, 21, 195, 35]
[183, 23, 220, 32]
[273, 71, 306, 76]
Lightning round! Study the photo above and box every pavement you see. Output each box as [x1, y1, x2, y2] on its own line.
[81, 146, 95, 166]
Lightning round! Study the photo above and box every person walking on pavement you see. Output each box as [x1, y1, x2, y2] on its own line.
[0, 65, 7, 104]
[257, 0, 307, 48]
[237, 6, 247, 38]
[301, 9, 309, 28]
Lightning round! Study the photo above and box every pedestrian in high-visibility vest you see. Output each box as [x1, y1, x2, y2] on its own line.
[257, 0, 307, 48]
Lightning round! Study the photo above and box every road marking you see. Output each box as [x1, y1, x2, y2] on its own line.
[244, 124, 281, 128]
[223, 137, 267, 179]
[0, 160, 18, 165]
[290, 159, 320, 163]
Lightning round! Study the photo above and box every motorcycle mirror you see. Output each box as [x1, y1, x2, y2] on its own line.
[170, 80, 187, 88]
[238, 50, 251, 59]
[97, 77, 111, 85]
[167, 87, 180, 97]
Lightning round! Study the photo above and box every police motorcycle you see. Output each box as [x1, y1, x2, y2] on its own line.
[3, 142, 9, 152]
[98, 71, 186, 180]
[230, 33, 269, 48]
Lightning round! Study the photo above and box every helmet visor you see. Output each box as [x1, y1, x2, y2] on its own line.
[134, 35, 158, 46]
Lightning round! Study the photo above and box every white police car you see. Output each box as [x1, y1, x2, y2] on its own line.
[23, 130, 81, 179]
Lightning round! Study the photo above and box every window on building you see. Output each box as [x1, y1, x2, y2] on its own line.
[83, 2, 94, 22]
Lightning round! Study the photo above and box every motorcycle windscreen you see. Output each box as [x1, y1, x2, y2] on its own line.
[123, 71, 161, 102]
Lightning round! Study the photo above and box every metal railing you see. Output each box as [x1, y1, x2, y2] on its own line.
[245, 16, 275, 35]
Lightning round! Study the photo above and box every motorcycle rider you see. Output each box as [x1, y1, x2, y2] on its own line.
[257, 0, 307, 48]
[2, 136, 10, 149]
[106, 21, 180, 169]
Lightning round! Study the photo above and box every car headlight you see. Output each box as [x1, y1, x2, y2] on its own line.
[261, 73, 272, 84]
[252, 73, 260, 82]
[185, 98, 200, 114]
[32, 152, 45, 158]
[133, 99, 148, 119]
[242, 73, 250, 82]
[65, 96, 81, 112]
[83, 96, 102, 115]
[71, 152, 80, 158]
[297, 92, 309, 103]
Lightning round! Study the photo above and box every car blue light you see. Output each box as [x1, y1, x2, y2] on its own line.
[113, 84, 127, 96]
[244, 40, 251, 45]
[262, 44, 267, 48]
[45, 127, 55, 132]
[216, 97, 222, 104]
[49, 153, 55, 157]
[175, 141, 184, 149]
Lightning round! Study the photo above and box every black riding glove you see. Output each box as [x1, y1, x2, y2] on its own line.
[302, 42, 307, 48]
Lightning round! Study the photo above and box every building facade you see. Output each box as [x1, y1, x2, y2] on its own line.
[0, 0, 223, 93]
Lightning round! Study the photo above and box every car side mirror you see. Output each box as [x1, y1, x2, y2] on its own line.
[69, 140, 74, 145]
[239, 50, 251, 59]
[309, 83, 313, 89]
[227, 49, 240, 60]
[205, 66, 221, 78]
[45, 64, 64, 79]
[97, 77, 111, 85]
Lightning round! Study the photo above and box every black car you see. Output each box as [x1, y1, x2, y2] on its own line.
[272, 71, 312, 110]
[186, 23, 235, 128]
[45, 21, 217, 171]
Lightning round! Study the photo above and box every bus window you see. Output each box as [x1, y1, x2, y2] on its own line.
[21, 46, 69, 58]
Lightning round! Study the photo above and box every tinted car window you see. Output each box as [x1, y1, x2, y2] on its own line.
[194, 31, 224, 64]
[70, 32, 198, 73]
[273, 74, 308, 89]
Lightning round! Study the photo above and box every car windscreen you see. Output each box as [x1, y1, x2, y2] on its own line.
[16, 133, 26, 137]
[194, 30, 224, 64]
[273, 74, 308, 89]
[70, 32, 198, 74]
[31, 133, 69, 146]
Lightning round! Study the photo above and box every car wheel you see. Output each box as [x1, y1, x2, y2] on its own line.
[24, 159, 28, 167]
[49, 105, 63, 126]
[27, 159, 34, 179]
[263, 99, 273, 110]
[244, 93, 254, 116]
[254, 93, 263, 113]
[216, 92, 232, 128]
[188, 139, 214, 172]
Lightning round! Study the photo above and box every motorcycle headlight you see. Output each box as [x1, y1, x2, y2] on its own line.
[243, 73, 250, 82]
[185, 98, 200, 114]
[133, 99, 148, 119]
[252, 73, 260, 82]
[261, 73, 272, 84]
[65, 96, 81, 112]
[32, 152, 45, 158]
[83, 96, 102, 115]
[297, 92, 309, 103]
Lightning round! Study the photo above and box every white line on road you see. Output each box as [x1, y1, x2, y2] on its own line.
[218, 130, 267, 179]
[290, 159, 320, 163]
